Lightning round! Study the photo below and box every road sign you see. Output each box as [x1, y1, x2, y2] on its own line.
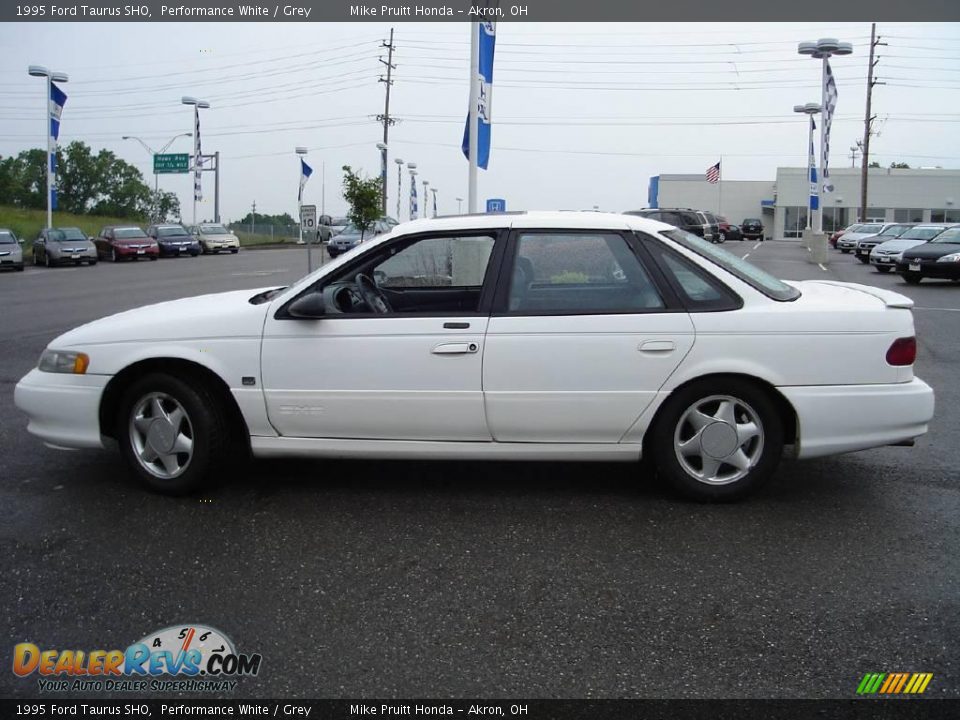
[300, 205, 317, 232]
[486, 198, 506, 213]
[153, 153, 190, 174]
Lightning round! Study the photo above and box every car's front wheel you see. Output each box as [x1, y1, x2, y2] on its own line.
[902, 273, 922, 285]
[649, 379, 784, 502]
[876, 266, 892, 273]
[857, 255, 870, 264]
[118, 374, 230, 495]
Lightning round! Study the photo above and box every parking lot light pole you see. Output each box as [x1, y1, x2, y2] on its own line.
[798, 38, 853, 235]
[376, 142, 388, 216]
[793, 103, 821, 231]
[28, 65, 68, 230]
[407, 164, 418, 220]
[181, 96, 210, 225]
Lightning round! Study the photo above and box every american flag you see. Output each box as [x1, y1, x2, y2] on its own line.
[706, 161, 721, 184]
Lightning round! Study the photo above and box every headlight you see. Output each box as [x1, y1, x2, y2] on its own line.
[936, 253, 960, 263]
[39, 350, 89, 374]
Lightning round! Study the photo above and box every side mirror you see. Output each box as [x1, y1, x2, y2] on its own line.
[89, 237, 95, 242]
[287, 292, 326, 319]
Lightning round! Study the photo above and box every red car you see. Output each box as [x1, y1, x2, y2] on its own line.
[830, 223, 862, 249]
[95, 226, 159, 262]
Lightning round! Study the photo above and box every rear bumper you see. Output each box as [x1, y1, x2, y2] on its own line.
[781, 379, 935, 459]
[14, 368, 109, 449]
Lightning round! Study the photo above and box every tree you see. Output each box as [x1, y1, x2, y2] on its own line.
[0, 149, 47, 208]
[890, 162, 911, 169]
[147, 190, 181, 223]
[869, 161, 881, 168]
[341, 165, 382, 240]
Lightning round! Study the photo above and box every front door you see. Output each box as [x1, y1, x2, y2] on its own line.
[483, 230, 696, 443]
[261, 231, 502, 441]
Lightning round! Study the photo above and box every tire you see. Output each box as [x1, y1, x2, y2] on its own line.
[840, 249, 850, 254]
[876, 266, 892, 273]
[648, 378, 784, 502]
[88, 260, 97, 266]
[111, 248, 119, 263]
[718, 232, 726, 243]
[33, 251, 39, 266]
[15, 265, 24, 272]
[45, 253, 52, 268]
[231, 248, 239, 254]
[857, 256, 870, 264]
[903, 273, 922, 285]
[117, 373, 230, 496]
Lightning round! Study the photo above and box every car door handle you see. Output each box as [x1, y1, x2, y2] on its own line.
[443, 322, 470, 329]
[638, 340, 676, 353]
[432, 342, 479, 355]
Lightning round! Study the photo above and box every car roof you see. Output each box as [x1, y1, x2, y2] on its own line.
[374, 211, 674, 236]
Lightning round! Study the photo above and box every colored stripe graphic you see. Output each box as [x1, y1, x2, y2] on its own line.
[857, 672, 932, 694]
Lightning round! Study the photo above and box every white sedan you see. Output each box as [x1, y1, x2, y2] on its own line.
[14, 212, 935, 501]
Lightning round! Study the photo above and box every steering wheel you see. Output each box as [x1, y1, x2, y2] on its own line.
[355, 273, 393, 314]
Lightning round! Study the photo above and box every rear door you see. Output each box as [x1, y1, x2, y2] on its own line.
[482, 229, 695, 443]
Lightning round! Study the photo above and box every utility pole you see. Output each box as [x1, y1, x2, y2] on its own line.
[377, 28, 396, 216]
[860, 23, 886, 223]
[250, 200, 256, 235]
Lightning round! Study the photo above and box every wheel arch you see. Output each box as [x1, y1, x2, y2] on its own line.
[99, 357, 250, 453]
[642, 372, 798, 454]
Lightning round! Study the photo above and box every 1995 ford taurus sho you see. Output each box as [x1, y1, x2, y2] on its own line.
[15, 212, 935, 501]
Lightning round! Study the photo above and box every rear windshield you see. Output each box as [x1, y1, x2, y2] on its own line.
[114, 227, 147, 238]
[901, 227, 946, 241]
[662, 229, 800, 302]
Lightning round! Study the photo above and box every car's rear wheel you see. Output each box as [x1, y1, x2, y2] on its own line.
[876, 266, 892, 273]
[118, 373, 230, 495]
[903, 273, 922, 285]
[649, 379, 784, 502]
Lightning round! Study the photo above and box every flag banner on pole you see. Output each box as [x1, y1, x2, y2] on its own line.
[461, 20, 496, 170]
[410, 176, 418, 220]
[193, 106, 203, 202]
[49, 82, 67, 141]
[822, 60, 838, 194]
[51, 188, 57, 211]
[706, 161, 720, 184]
[809, 115, 819, 211]
[433, 192, 437, 217]
[299, 159, 313, 203]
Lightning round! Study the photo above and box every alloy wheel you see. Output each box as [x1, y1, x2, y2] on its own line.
[673, 395, 764, 485]
[128, 392, 195, 480]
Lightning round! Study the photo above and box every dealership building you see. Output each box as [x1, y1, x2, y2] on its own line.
[647, 167, 960, 240]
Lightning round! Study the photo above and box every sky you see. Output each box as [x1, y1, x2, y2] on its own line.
[1, 21, 959, 222]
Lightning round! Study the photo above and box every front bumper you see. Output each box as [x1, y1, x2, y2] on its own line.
[116, 245, 159, 258]
[14, 368, 110, 449]
[781, 378, 935, 459]
[159, 243, 200, 256]
[870, 254, 900, 266]
[896, 260, 960, 279]
[53, 251, 96, 263]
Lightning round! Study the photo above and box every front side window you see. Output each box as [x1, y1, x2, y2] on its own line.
[507, 232, 664, 313]
[376, 236, 494, 289]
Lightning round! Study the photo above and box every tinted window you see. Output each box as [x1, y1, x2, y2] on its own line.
[662, 229, 800, 302]
[508, 232, 664, 313]
[376, 236, 494, 289]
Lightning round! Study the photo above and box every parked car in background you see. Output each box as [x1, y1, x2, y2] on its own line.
[830, 223, 862, 249]
[327, 219, 393, 258]
[626, 208, 718, 242]
[188, 223, 240, 254]
[0, 228, 24, 272]
[14, 211, 934, 502]
[897, 225, 960, 284]
[147, 224, 201, 258]
[741, 218, 765, 241]
[329, 216, 350, 237]
[854, 223, 915, 264]
[719, 221, 743, 242]
[836, 223, 888, 253]
[870, 225, 950, 273]
[95, 226, 158, 262]
[32, 227, 97, 267]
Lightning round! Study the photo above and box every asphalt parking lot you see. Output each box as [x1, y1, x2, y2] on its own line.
[1, 241, 958, 699]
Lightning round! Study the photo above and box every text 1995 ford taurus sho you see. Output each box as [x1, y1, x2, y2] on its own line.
[15, 212, 935, 501]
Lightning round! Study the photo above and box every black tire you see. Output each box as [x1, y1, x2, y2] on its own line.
[33, 251, 39, 266]
[45, 252, 52, 268]
[840, 249, 850, 254]
[231, 248, 239, 254]
[876, 266, 892, 273]
[648, 378, 784, 502]
[111, 248, 119, 263]
[903, 273, 922, 285]
[88, 260, 97, 266]
[117, 373, 231, 496]
[857, 255, 870, 264]
[15, 265, 24, 272]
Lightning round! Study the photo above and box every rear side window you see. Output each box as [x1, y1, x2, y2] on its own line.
[645, 239, 741, 311]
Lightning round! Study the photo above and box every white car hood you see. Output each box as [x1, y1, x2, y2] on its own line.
[52, 287, 275, 349]
[873, 239, 927, 253]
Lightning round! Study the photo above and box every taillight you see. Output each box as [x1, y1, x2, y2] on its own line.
[886, 337, 917, 366]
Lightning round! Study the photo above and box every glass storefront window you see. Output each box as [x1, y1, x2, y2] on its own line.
[894, 208, 924, 223]
[783, 207, 808, 239]
[822, 207, 848, 233]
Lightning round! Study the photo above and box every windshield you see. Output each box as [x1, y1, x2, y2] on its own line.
[157, 226, 189, 237]
[51, 227, 87, 241]
[331, 217, 349, 226]
[0, 231, 16, 244]
[743, 218, 760, 224]
[342, 222, 387, 236]
[930, 228, 960, 244]
[662, 229, 800, 302]
[878, 224, 911, 237]
[114, 227, 147, 238]
[200, 224, 229, 235]
[844, 225, 863, 233]
[857, 224, 884, 234]
[901, 227, 946, 241]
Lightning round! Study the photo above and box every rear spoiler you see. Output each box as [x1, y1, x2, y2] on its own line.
[810, 280, 914, 309]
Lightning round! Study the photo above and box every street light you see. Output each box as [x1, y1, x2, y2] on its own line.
[793, 102, 821, 231]
[376, 142, 388, 216]
[798, 38, 853, 237]
[182, 96, 210, 224]
[455, 197, 463, 214]
[394, 157, 404, 220]
[122, 133, 192, 217]
[28, 65, 69, 230]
